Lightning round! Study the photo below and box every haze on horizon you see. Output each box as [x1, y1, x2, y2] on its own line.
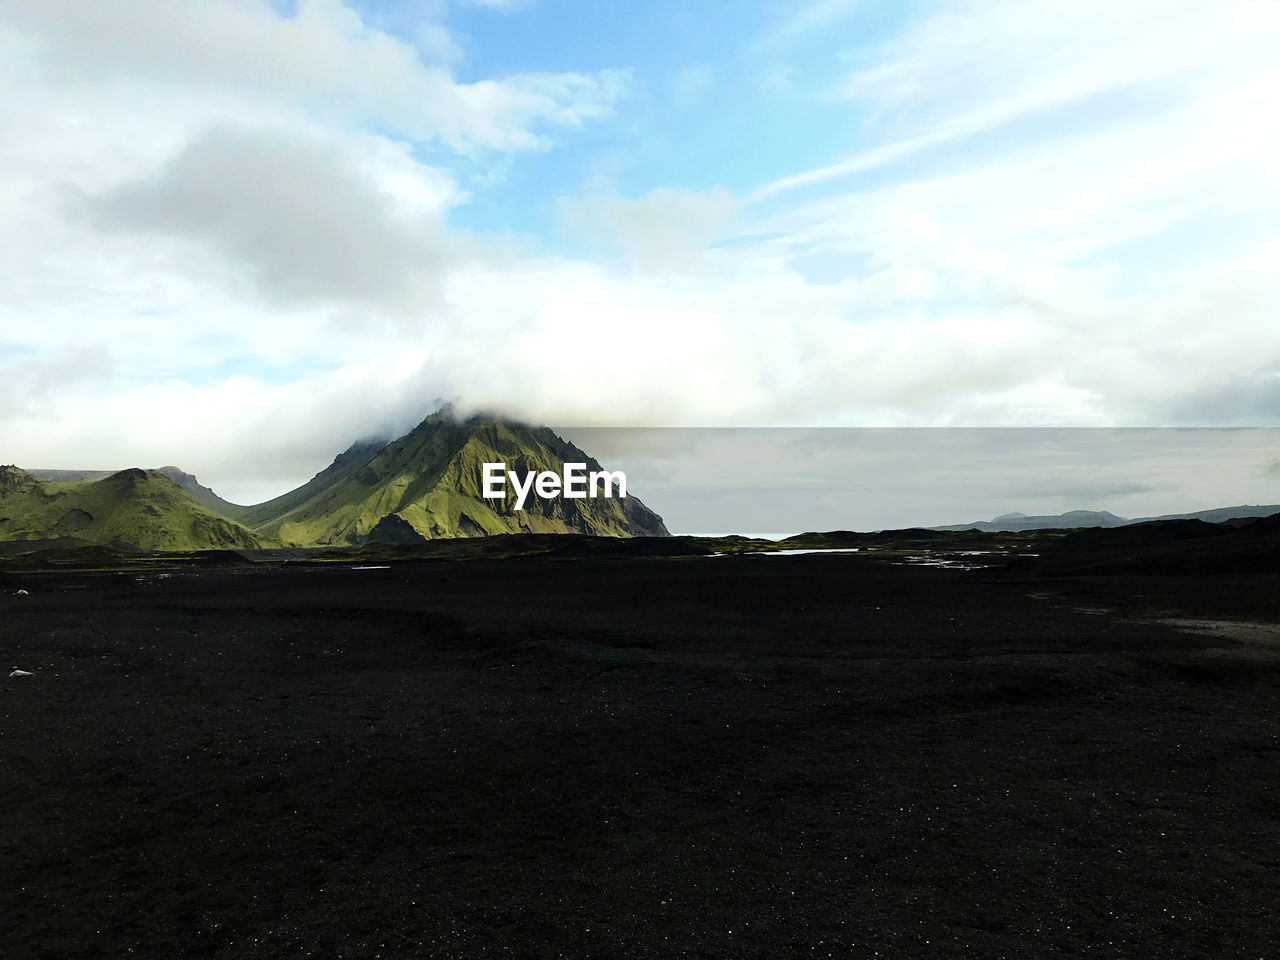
[2, 0, 1278, 504]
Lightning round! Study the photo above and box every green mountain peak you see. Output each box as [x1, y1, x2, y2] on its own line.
[248, 412, 669, 546]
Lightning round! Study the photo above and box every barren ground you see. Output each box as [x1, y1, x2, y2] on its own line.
[3, 556, 1278, 958]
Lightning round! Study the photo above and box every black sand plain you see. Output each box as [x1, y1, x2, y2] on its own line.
[3, 552, 1279, 958]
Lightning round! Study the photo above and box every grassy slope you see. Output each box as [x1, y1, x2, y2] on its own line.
[249, 415, 669, 547]
[229, 441, 387, 529]
[0, 467, 270, 551]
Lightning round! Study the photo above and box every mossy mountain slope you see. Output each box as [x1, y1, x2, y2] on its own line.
[217, 441, 387, 529]
[0, 466, 269, 551]
[246, 413, 669, 546]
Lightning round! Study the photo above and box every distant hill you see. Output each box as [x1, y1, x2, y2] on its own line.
[934, 510, 1129, 532]
[1129, 504, 1280, 524]
[153, 466, 249, 519]
[936, 505, 1280, 532]
[1007, 512, 1280, 576]
[26, 469, 113, 483]
[0, 466, 268, 551]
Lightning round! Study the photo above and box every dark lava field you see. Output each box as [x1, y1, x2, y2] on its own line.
[3, 554, 1279, 958]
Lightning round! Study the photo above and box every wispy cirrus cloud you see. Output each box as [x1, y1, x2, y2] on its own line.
[757, 0, 1280, 199]
[459, 0, 538, 11]
[756, 0, 867, 50]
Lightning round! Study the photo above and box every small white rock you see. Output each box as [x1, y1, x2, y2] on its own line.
[9, 667, 34, 678]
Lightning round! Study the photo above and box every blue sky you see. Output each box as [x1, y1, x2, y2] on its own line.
[1, 0, 1278, 501]
[380, 1, 916, 244]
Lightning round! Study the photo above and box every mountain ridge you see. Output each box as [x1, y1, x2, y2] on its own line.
[15, 411, 668, 549]
[935, 504, 1280, 532]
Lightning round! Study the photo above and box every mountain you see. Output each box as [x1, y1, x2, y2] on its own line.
[0, 466, 269, 551]
[153, 466, 249, 519]
[936, 504, 1280, 532]
[236, 412, 669, 546]
[1129, 504, 1280, 524]
[935, 509, 1129, 532]
[13, 412, 668, 551]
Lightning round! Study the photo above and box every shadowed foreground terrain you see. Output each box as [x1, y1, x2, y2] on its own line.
[3, 556, 1279, 958]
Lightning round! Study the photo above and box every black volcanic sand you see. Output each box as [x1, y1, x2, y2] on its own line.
[3, 556, 1278, 959]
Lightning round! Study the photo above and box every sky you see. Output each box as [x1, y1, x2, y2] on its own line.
[2, 0, 1279, 506]
[563, 428, 1280, 534]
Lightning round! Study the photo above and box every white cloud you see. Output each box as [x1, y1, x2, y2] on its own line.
[558, 186, 740, 271]
[1, 349, 443, 501]
[3, 0, 626, 153]
[83, 127, 458, 311]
